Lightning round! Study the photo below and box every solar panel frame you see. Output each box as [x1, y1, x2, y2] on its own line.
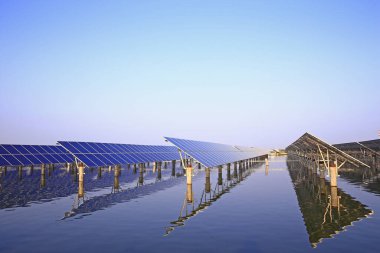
[58, 141, 180, 168]
[164, 137, 259, 168]
[0, 144, 74, 167]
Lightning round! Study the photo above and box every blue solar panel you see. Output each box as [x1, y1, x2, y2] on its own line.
[0, 155, 11, 166]
[58, 141, 180, 167]
[0, 144, 74, 167]
[1, 155, 21, 166]
[164, 137, 260, 168]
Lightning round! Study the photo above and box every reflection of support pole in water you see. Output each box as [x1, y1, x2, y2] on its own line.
[172, 160, 176, 177]
[186, 184, 193, 204]
[205, 168, 211, 193]
[218, 166, 223, 186]
[330, 186, 339, 208]
[265, 158, 269, 176]
[233, 162, 237, 178]
[40, 164, 46, 188]
[227, 163, 231, 181]
[138, 163, 144, 185]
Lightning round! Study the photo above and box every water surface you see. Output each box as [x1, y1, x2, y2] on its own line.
[0, 157, 379, 252]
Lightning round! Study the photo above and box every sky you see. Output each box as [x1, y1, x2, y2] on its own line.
[0, 0, 379, 148]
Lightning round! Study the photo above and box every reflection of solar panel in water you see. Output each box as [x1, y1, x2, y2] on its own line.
[0, 144, 74, 166]
[58, 141, 180, 167]
[164, 137, 261, 168]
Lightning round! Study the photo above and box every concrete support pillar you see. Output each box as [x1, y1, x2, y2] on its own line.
[98, 167, 102, 179]
[265, 158, 269, 167]
[329, 162, 338, 187]
[164, 162, 167, 169]
[78, 162, 85, 182]
[171, 160, 176, 177]
[40, 164, 46, 188]
[227, 163, 231, 181]
[233, 163, 238, 178]
[114, 166, 120, 190]
[218, 166, 223, 186]
[29, 165, 34, 175]
[198, 162, 201, 170]
[48, 164, 53, 177]
[157, 162, 162, 180]
[138, 163, 144, 185]
[205, 168, 211, 193]
[78, 180, 84, 198]
[238, 166, 243, 181]
[133, 164, 137, 174]
[18, 166, 22, 180]
[153, 161, 157, 173]
[186, 165, 192, 185]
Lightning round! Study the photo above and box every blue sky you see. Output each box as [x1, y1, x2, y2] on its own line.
[0, 0, 379, 148]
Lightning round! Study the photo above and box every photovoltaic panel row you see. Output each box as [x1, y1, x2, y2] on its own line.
[164, 137, 259, 168]
[0, 144, 75, 167]
[58, 141, 180, 167]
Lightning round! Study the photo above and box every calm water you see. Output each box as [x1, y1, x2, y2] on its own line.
[0, 157, 379, 253]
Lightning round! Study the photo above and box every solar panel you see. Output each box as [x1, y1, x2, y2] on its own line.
[0, 144, 75, 166]
[164, 137, 263, 168]
[58, 141, 180, 167]
[286, 132, 370, 168]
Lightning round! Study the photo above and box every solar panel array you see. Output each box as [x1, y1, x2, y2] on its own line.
[0, 144, 74, 166]
[164, 137, 262, 168]
[58, 141, 180, 167]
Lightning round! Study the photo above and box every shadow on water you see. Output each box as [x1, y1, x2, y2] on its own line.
[287, 156, 373, 248]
